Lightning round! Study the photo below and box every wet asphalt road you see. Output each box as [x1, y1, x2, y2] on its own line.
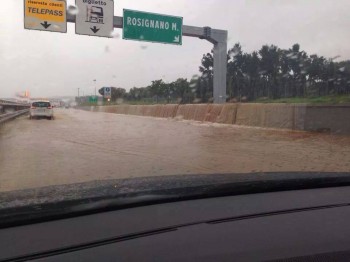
[0, 108, 349, 192]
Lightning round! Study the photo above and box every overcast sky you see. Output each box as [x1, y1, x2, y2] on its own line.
[1, 0, 350, 98]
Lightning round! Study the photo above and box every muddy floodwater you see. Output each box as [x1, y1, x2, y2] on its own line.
[0, 109, 349, 192]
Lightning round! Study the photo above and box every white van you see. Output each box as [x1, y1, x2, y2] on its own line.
[29, 101, 54, 120]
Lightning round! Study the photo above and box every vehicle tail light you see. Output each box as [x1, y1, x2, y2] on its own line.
[47, 106, 53, 109]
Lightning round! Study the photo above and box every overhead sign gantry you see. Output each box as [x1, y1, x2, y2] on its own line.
[23, 0, 227, 103]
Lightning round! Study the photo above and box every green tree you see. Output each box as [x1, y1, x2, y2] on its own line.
[259, 45, 281, 99]
[172, 78, 192, 103]
[198, 52, 214, 102]
[149, 80, 166, 102]
[227, 43, 244, 100]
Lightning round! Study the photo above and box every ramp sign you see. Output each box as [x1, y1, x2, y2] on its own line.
[24, 0, 67, 33]
[104, 87, 111, 99]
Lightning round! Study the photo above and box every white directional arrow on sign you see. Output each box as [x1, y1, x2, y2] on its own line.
[173, 36, 180, 43]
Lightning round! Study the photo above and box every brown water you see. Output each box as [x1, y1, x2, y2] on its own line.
[0, 109, 349, 192]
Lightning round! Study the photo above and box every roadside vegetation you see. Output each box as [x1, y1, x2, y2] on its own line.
[76, 43, 350, 105]
[256, 94, 350, 104]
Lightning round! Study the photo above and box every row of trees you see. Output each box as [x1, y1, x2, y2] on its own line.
[99, 43, 350, 104]
[201, 43, 350, 102]
[99, 78, 197, 104]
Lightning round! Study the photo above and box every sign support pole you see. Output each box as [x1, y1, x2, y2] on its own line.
[67, 14, 228, 104]
[212, 38, 228, 104]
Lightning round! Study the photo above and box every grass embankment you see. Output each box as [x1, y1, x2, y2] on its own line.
[79, 100, 175, 106]
[255, 95, 350, 104]
[78, 95, 350, 106]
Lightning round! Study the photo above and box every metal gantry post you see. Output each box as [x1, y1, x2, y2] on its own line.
[67, 14, 228, 104]
[208, 30, 228, 104]
[213, 42, 228, 103]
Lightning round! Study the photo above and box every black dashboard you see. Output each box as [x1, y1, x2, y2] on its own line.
[1, 186, 350, 261]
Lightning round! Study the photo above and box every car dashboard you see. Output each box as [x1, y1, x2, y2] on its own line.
[1, 186, 350, 261]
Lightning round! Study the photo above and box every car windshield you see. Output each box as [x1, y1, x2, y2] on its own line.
[32, 102, 51, 107]
[0, 0, 350, 215]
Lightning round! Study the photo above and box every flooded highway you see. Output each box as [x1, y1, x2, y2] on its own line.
[0, 108, 350, 192]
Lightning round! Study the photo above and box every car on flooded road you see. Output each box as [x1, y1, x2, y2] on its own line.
[29, 101, 54, 120]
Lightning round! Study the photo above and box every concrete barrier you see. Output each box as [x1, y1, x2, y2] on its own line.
[161, 104, 179, 118]
[153, 105, 163, 117]
[235, 103, 265, 127]
[187, 104, 198, 120]
[77, 103, 350, 134]
[142, 105, 153, 117]
[176, 104, 196, 120]
[293, 105, 307, 130]
[149, 105, 158, 117]
[303, 105, 350, 134]
[217, 104, 238, 124]
[235, 103, 301, 130]
[193, 104, 209, 121]
[139, 105, 146, 116]
[105, 106, 118, 114]
[175, 105, 184, 119]
[205, 104, 224, 122]
[135, 105, 143, 116]
[79, 106, 99, 112]
[113, 105, 126, 114]
[263, 104, 296, 129]
[126, 105, 135, 115]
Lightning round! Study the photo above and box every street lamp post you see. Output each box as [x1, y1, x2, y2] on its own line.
[93, 79, 97, 97]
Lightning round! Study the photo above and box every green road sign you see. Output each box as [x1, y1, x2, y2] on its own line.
[89, 96, 97, 103]
[123, 9, 183, 45]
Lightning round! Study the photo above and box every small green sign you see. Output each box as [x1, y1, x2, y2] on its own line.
[89, 96, 97, 103]
[123, 9, 183, 45]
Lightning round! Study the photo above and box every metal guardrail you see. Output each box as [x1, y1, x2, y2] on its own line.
[0, 99, 30, 107]
[0, 109, 29, 124]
